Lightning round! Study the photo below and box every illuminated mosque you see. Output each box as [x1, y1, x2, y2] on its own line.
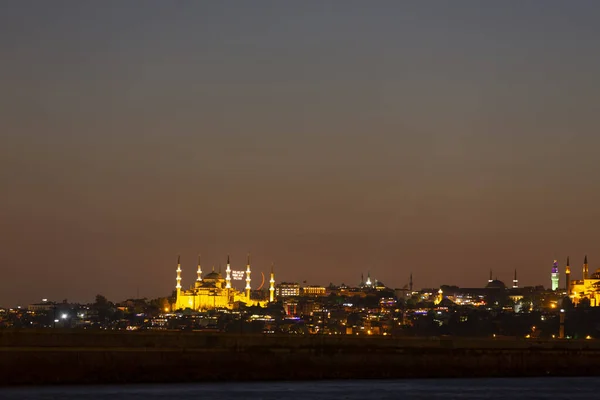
[358, 272, 387, 290]
[567, 256, 600, 306]
[174, 255, 276, 311]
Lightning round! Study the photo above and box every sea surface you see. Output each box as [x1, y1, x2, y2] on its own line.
[0, 378, 596, 400]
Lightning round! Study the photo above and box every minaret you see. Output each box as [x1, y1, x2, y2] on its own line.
[176, 255, 182, 296]
[489, 269, 493, 283]
[409, 273, 413, 292]
[513, 269, 518, 288]
[551, 260, 559, 291]
[225, 255, 232, 289]
[245, 253, 251, 298]
[566, 256, 571, 295]
[366, 271, 372, 287]
[583, 255, 589, 280]
[269, 264, 275, 302]
[196, 255, 202, 282]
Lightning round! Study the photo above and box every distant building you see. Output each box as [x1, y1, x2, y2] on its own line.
[174, 255, 274, 311]
[302, 286, 326, 297]
[569, 255, 600, 306]
[282, 299, 298, 316]
[276, 282, 300, 297]
[394, 288, 411, 299]
[358, 272, 387, 290]
[28, 300, 55, 312]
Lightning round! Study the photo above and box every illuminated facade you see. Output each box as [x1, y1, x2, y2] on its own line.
[569, 256, 600, 306]
[302, 286, 326, 296]
[174, 255, 272, 311]
[551, 260, 559, 291]
[276, 282, 300, 297]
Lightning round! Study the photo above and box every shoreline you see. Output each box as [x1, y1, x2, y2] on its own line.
[1, 330, 599, 386]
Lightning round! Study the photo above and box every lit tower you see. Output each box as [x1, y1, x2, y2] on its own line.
[175, 255, 182, 297]
[365, 272, 372, 287]
[245, 253, 252, 298]
[196, 255, 202, 282]
[269, 264, 275, 302]
[488, 270, 493, 284]
[551, 260, 559, 291]
[513, 269, 518, 288]
[583, 255, 589, 280]
[225, 255, 232, 289]
[565, 256, 571, 294]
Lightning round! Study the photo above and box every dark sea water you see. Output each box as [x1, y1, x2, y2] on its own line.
[0, 378, 596, 400]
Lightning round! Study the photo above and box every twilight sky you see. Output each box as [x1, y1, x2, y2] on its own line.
[1, 1, 600, 305]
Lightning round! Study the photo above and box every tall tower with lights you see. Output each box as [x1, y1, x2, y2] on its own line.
[513, 269, 518, 288]
[225, 255, 232, 289]
[245, 254, 252, 298]
[583, 255, 589, 280]
[196, 255, 202, 283]
[566, 256, 571, 294]
[176, 255, 182, 297]
[488, 270, 493, 284]
[551, 260, 559, 291]
[269, 264, 275, 302]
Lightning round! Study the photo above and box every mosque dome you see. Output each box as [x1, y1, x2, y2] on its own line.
[485, 280, 506, 290]
[591, 269, 600, 279]
[203, 271, 223, 281]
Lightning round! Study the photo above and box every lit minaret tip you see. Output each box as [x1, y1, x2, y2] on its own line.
[513, 269, 518, 288]
[269, 263, 275, 302]
[489, 269, 493, 283]
[176, 255, 182, 292]
[225, 255, 232, 289]
[196, 255, 202, 282]
[583, 255, 589, 280]
[245, 253, 251, 298]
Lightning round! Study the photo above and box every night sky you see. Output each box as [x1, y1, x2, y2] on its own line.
[2, 1, 600, 306]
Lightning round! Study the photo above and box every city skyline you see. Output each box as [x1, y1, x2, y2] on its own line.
[0, 253, 592, 307]
[2, 1, 600, 305]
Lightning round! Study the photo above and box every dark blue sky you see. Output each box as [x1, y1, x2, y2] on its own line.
[1, 1, 600, 305]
